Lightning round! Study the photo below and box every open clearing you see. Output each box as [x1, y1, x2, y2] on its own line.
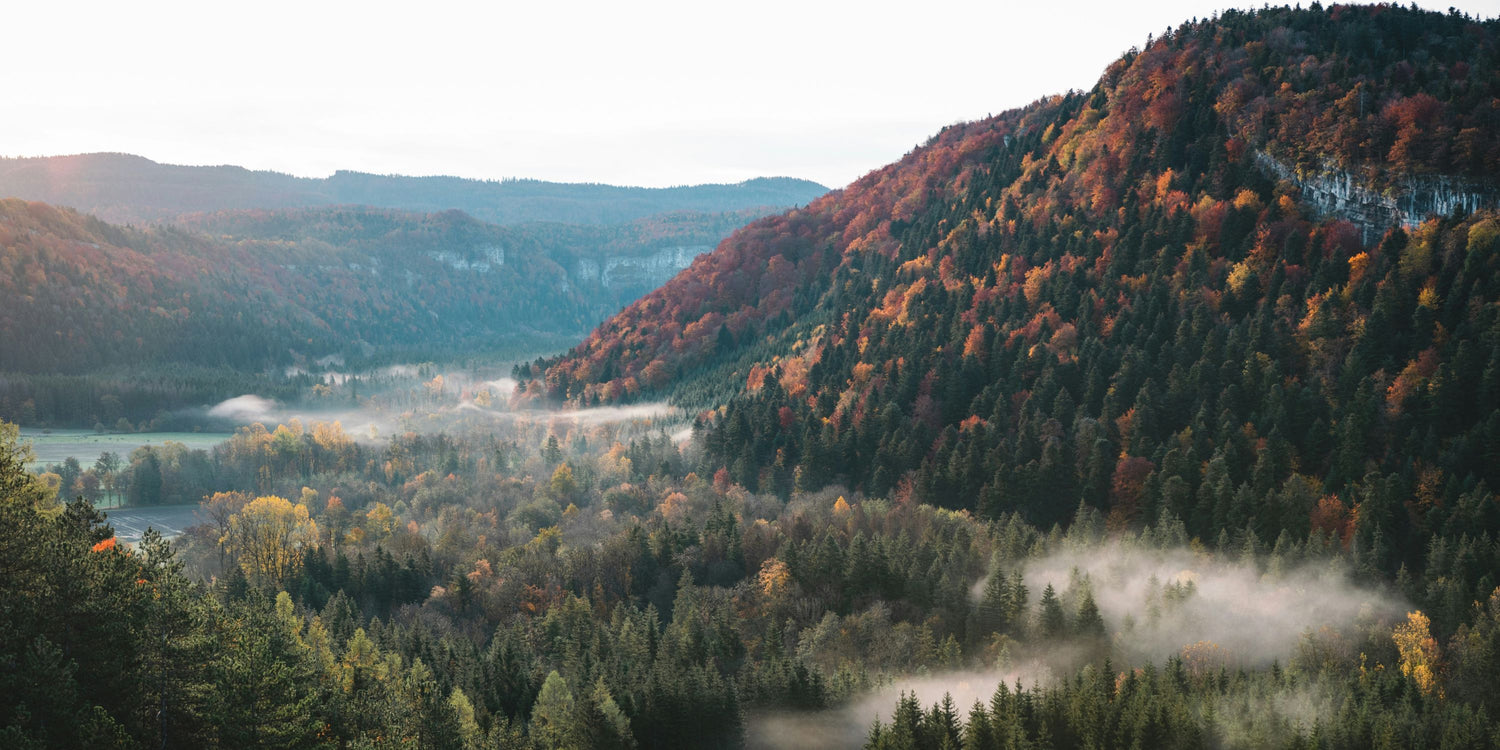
[20, 429, 232, 470]
[105, 505, 204, 544]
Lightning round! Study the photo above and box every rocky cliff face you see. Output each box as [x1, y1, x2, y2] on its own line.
[425, 245, 507, 273]
[1255, 151, 1500, 244]
[573, 245, 705, 290]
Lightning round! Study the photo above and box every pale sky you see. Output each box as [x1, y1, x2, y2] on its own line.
[6, 0, 1499, 189]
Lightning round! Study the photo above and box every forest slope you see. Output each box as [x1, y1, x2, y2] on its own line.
[532, 2, 1500, 582]
[7, 8, 1500, 749]
[0, 200, 763, 377]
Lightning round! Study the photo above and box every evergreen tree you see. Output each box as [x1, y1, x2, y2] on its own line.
[1038, 583, 1068, 639]
[531, 671, 580, 750]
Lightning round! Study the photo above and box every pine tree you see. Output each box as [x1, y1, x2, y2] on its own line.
[543, 435, 564, 466]
[975, 564, 1009, 635]
[210, 595, 322, 747]
[1038, 583, 1068, 639]
[531, 670, 581, 750]
[1074, 587, 1106, 639]
[582, 676, 636, 750]
[962, 699, 995, 750]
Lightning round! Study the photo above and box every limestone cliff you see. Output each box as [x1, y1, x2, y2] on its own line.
[573, 245, 705, 291]
[1255, 150, 1500, 243]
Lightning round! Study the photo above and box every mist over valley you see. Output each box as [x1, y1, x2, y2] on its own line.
[5, 4, 1500, 749]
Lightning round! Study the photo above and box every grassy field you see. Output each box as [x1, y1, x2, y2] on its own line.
[20, 428, 232, 471]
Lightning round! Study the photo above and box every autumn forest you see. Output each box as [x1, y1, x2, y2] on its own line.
[5, 4, 1500, 749]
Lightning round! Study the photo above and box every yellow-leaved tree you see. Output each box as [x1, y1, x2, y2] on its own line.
[548, 463, 578, 504]
[364, 501, 395, 542]
[1393, 610, 1442, 697]
[223, 495, 318, 588]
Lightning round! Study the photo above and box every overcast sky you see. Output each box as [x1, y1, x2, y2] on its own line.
[6, 0, 1499, 189]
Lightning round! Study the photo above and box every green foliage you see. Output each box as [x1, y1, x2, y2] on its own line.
[11, 7, 1500, 749]
[8, 401, 1500, 748]
[526, 10, 1500, 650]
[0, 196, 812, 403]
[865, 655, 1500, 750]
[530, 671, 580, 749]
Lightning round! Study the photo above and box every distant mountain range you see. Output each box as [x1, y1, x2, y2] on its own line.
[0, 153, 828, 227]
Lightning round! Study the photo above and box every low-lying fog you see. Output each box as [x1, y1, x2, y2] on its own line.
[204, 363, 686, 440]
[747, 543, 1404, 749]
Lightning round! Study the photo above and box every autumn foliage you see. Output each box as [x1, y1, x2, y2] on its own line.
[529, 6, 1500, 561]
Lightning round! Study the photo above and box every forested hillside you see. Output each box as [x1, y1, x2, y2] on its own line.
[526, 4, 1500, 685]
[0, 152, 827, 226]
[0, 177, 820, 371]
[0, 200, 596, 374]
[0, 154, 823, 427]
[7, 5, 1500, 750]
[179, 205, 768, 303]
[2, 366, 1494, 748]
[534, 6, 1500, 554]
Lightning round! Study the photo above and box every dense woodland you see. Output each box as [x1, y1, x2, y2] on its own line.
[531, 2, 1500, 644]
[0, 200, 767, 376]
[5, 4, 1500, 749]
[3, 398, 1497, 748]
[0, 199, 800, 427]
[545, 4, 1500, 745]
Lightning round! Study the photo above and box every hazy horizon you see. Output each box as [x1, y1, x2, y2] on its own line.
[0, 150, 831, 190]
[11, 0, 1497, 191]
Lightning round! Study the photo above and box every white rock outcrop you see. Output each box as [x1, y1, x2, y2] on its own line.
[1255, 150, 1500, 244]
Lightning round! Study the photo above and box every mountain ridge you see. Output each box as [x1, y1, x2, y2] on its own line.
[527, 4, 1500, 546]
[0, 152, 828, 226]
[0, 200, 783, 380]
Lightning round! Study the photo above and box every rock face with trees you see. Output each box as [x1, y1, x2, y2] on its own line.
[532, 5, 1500, 557]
